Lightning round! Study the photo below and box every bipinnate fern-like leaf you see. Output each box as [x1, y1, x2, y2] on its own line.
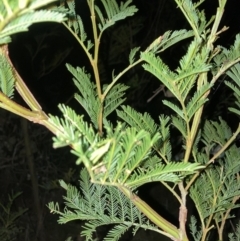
[103, 83, 129, 118]
[172, 116, 187, 139]
[229, 222, 240, 241]
[175, 0, 208, 35]
[66, 64, 101, 128]
[162, 100, 185, 118]
[49, 104, 97, 151]
[225, 63, 240, 116]
[213, 34, 240, 71]
[189, 216, 202, 241]
[158, 115, 172, 162]
[0, 0, 66, 45]
[95, 0, 138, 33]
[117, 105, 158, 135]
[117, 106, 175, 162]
[0, 54, 15, 98]
[142, 44, 212, 123]
[48, 168, 159, 241]
[146, 30, 193, 54]
[64, 0, 93, 50]
[117, 107, 173, 162]
[176, 42, 211, 101]
[117, 105, 163, 152]
[0, 191, 28, 241]
[201, 118, 232, 157]
[141, 52, 177, 97]
[141, 48, 211, 105]
[185, 83, 212, 120]
[49, 104, 203, 188]
[97, 125, 161, 185]
[190, 142, 240, 230]
[100, 123, 203, 188]
[129, 47, 140, 65]
[126, 159, 203, 189]
[67, 63, 130, 124]
[189, 215, 202, 241]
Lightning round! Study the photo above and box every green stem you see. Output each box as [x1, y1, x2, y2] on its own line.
[88, 0, 101, 98]
[183, 72, 208, 164]
[211, 57, 240, 85]
[161, 181, 182, 204]
[103, 58, 143, 98]
[0, 92, 45, 120]
[174, 0, 200, 40]
[207, 0, 226, 50]
[118, 185, 188, 241]
[207, 123, 240, 165]
[2, 45, 42, 111]
[62, 22, 93, 63]
[88, 0, 104, 133]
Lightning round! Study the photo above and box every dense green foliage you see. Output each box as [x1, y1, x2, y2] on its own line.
[1, 0, 240, 241]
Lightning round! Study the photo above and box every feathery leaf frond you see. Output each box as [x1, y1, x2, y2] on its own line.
[66, 64, 101, 128]
[95, 0, 138, 33]
[225, 63, 240, 115]
[189, 216, 202, 241]
[64, 0, 93, 50]
[185, 83, 211, 120]
[48, 168, 159, 241]
[0, 54, 15, 98]
[142, 48, 211, 106]
[48, 104, 98, 164]
[162, 100, 185, 119]
[141, 52, 177, 97]
[190, 143, 240, 226]
[117, 108, 172, 160]
[116, 105, 158, 135]
[103, 84, 129, 118]
[127, 159, 204, 189]
[201, 118, 232, 152]
[214, 34, 240, 70]
[145, 30, 194, 53]
[129, 47, 140, 64]
[157, 115, 172, 162]
[175, 0, 207, 36]
[172, 116, 187, 138]
[0, 9, 66, 44]
[50, 106, 196, 188]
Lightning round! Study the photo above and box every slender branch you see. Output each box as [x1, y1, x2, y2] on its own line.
[103, 58, 143, 98]
[207, 123, 240, 165]
[62, 22, 93, 63]
[118, 185, 187, 241]
[186, 123, 240, 191]
[218, 194, 240, 240]
[161, 181, 182, 204]
[183, 72, 208, 164]
[178, 182, 188, 241]
[0, 92, 46, 121]
[174, 0, 200, 40]
[207, 1, 227, 50]
[211, 57, 240, 85]
[2, 45, 43, 111]
[89, 0, 102, 99]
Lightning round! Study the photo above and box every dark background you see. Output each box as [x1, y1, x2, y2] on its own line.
[0, 0, 240, 240]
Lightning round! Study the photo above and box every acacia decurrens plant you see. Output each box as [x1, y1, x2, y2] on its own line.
[1, 0, 240, 241]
